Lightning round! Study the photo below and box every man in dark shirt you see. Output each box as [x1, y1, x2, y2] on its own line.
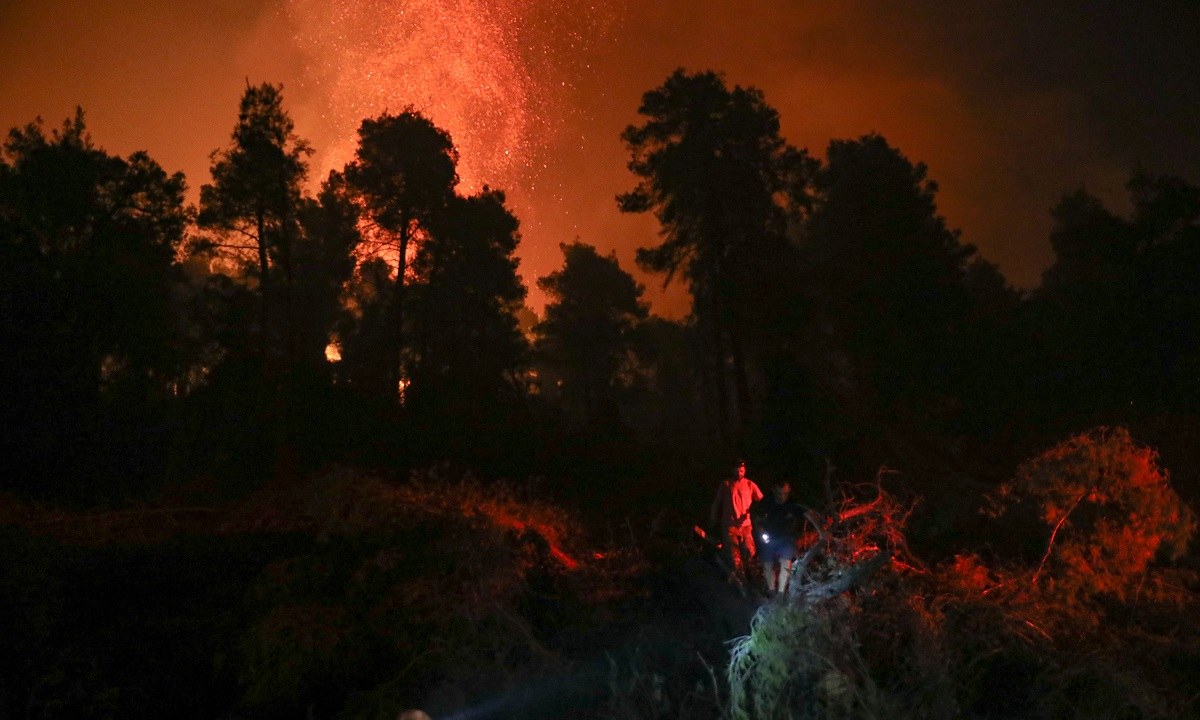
[753, 480, 804, 597]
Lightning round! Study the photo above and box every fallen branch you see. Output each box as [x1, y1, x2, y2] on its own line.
[798, 551, 892, 604]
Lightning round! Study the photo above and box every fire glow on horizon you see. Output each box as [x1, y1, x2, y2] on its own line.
[285, 0, 612, 195]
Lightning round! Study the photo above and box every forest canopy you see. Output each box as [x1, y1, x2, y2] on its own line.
[1, 72, 1198, 719]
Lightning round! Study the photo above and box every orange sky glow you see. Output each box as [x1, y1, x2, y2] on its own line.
[2, 1, 1197, 317]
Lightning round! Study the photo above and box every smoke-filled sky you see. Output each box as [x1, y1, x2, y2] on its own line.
[2, 0, 1197, 316]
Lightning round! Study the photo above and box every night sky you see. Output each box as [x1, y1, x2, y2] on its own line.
[2, 0, 1197, 315]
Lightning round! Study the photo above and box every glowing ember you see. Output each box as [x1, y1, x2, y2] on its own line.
[285, 0, 611, 196]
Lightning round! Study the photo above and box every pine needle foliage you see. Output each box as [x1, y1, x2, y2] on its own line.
[992, 426, 1196, 600]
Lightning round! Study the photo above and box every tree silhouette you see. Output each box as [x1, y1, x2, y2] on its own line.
[0, 110, 187, 497]
[631, 316, 713, 439]
[618, 69, 814, 441]
[293, 171, 361, 376]
[406, 189, 528, 418]
[1134, 172, 1200, 414]
[199, 83, 311, 362]
[335, 258, 396, 395]
[344, 110, 459, 400]
[800, 134, 1001, 429]
[535, 241, 649, 426]
[1027, 171, 1200, 424]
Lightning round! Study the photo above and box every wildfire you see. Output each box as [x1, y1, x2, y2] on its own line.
[285, 0, 611, 195]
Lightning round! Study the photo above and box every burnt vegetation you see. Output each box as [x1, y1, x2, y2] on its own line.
[2, 75, 1199, 719]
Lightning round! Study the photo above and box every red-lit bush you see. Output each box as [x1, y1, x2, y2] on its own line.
[992, 426, 1196, 600]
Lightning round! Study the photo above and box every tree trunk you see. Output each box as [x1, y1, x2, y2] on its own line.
[277, 191, 297, 371]
[708, 291, 730, 447]
[391, 217, 411, 402]
[256, 207, 271, 346]
[728, 309, 752, 431]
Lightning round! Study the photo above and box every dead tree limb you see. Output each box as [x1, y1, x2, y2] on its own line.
[798, 551, 892, 604]
[1032, 486, 1092, 585]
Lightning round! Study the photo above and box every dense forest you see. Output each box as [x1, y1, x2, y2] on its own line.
[1, 70, 1198, 719]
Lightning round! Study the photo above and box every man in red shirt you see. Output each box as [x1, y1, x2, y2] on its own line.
[710, 460, 764, 585]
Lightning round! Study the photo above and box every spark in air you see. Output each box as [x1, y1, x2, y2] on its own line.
[285, 0, 612, 196]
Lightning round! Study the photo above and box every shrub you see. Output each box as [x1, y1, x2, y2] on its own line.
[993, 426, 1196, 600]
[229, 465, 632, 718]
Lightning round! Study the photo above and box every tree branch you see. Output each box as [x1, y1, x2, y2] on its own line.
[798, 550, 891, 604]
[1033, 487, 1092, 584]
